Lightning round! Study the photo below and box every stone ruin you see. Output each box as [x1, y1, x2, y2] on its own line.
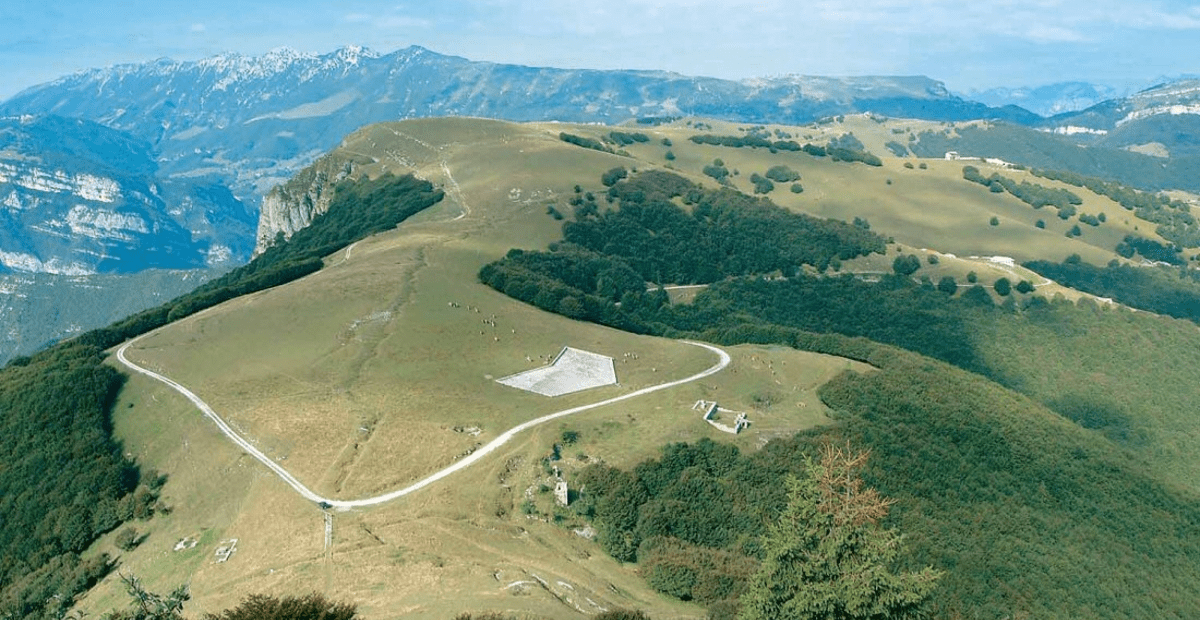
[555, 479, 570, 507]
[693, 400, 749, 434]
[553, 466, 570, 507]
[214, 538, 238, 563]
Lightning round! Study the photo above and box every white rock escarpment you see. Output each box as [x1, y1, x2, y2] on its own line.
[254, 159, 353, 255]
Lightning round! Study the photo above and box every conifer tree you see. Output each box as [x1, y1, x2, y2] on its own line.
[737, 444, 940, 620]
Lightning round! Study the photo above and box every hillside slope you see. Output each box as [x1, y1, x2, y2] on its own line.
[79, 119, 862, 619]
[66, 116, 1200, 619]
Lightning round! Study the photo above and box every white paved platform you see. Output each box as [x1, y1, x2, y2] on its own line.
[496, 346, 617, 397]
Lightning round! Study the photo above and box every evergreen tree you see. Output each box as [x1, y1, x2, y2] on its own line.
[100, 573, 188, 620]
[737, 444, 940, 620]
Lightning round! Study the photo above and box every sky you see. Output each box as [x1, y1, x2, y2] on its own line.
[2, 0, 1199, 101]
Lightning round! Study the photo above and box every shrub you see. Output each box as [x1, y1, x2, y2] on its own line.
[764, 165, 801, 183]
[595, 610, 650, 620]
[893, 254, 921, 276]
[114, 527, 140, 552]
[749, 173, 775, 194]
[994, 277, 1012, 296]
[203, 593, 356, 620]
[601, 167, 629, 187]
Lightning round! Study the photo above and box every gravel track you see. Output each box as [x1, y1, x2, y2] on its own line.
[117, 337, 729, 510]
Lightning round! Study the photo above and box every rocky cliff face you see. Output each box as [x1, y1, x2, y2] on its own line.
[1043, 79, 1200, 158]
[255, 155, 355, 254]
[0, 115, 255, 274]
[0, 115, 255, 361]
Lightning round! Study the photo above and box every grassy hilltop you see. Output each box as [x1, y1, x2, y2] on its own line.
[14, 115, 1200, 619]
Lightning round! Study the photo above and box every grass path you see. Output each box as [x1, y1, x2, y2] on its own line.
[117, 336, 729, 510]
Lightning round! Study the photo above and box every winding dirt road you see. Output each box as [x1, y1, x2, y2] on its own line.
[116, 337, 730, 510]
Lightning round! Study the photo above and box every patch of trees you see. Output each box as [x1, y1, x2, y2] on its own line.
[573, 440, 938, 619]
[962, 166, 1082, 217]
[885, 140, 910, 156]
[635, 116, 681, 126]
[826, 146, 883, 166]
[748, 173, 774, 194]
[600, 166, 628, 187]
[1114, 234, 1183, 264]
[1024, 255, 1200, 322]
[827, 133, 864, 151]
[571, 170, 885, 279]
[688, 133, 884, 166]
[892, 254, 922, 276]
[763, 165, 800, 183]
[0, 174, 441, 620]
[690, 275, 987, 372]
[1033, 168, 1200, 247]
[97, 576, 357, 620]
[689, 134, 803, 152]
[558, 132, 612, 153]
[607, 131, 650, 146]
[909, 122, 1200, 194]
[826, 133, 884, 166]
[702, 159, 731, 185]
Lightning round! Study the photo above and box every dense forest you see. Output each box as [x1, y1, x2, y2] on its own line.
[0, 173, 442, 620]
[478, 169, 885, 333]
[0, 345, 152, 619]
[1024, 255, 1200, 321]
[482, 168, 1200, 619]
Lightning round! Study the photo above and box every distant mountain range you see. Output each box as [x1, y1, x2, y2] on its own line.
[0, 45, 1038, 206]
[965, 82, 1128, 117]
[1044, 79, 1200, 158]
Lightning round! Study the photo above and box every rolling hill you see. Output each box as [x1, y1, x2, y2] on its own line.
[57, 118, 866, 619]
[10, 115, 1200, 619]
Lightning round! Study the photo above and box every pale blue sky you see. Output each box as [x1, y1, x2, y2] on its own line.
[2, 0, 1198, 101]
